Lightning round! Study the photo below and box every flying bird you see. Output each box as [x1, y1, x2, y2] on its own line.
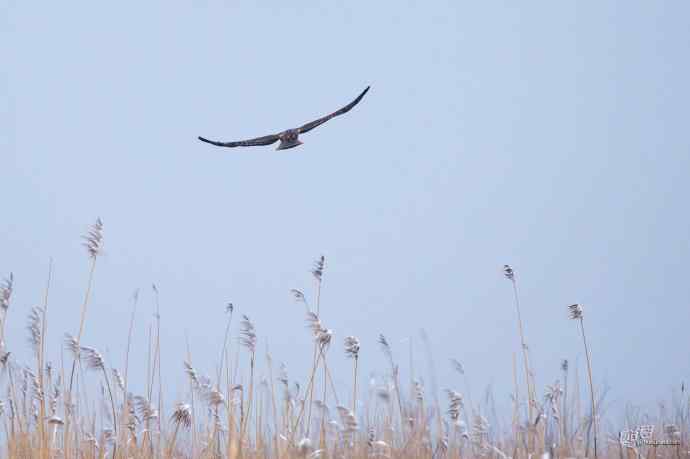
[198, 86, 370, 151]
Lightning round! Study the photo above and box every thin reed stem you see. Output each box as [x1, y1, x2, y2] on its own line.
[509, 277, 534, 438]
[38, 259, 52, 459]
[68, 257, 97, 395]
[579, 318, 597, 458]
[101, 366, 118, 459]
[352, 356, 358, 414]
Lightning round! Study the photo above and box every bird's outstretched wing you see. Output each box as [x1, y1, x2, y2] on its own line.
[198, 134, 280, 148]
[297, 86, 370, 134]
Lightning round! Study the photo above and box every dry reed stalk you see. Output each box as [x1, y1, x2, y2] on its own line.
[569, 303, 597, 458]
[574, 360, 582, 455]
[226, 360, 239, 459]
[122, 289, 139, 452]
[145, 324, 154, 455]
[451, 357, 475, 447]
[504, 265, 535, 448]
[239, 314, 257, 448]
[319, 353, 328, 451]
[302, 256, 326, 442]
[218, 303, 235, 386]
[511, 353, 520, 458]
[291, 346, 325, 441]
[420, 329, 444, 455]
[345, 336, 360, 415]
[36, 259, 52, 459]
[304, 340, 319, 438]
[184, 337, 198, 458]
[151, 283, 164, 452]
[561, 359, 569, 454]
[315, 330, 334, 452]
[265, 350, 280, 457]
[81, 346, 117, 459]
[378, 334, 405, 443]
[5, 248, 686, 459]
[218, 305, 235, 458]
[312, 256, 325, 316]
[69, 219, 103, 392]
[303, 310, 330, 439]
[64, 220, 103, 459]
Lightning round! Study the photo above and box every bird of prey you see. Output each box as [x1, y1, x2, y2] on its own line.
[198, 86, 370, 151]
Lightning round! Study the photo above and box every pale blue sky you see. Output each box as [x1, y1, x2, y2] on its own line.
[3, 1, 689, 415]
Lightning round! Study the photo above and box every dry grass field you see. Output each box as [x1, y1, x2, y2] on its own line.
[0, 219, 685, 458]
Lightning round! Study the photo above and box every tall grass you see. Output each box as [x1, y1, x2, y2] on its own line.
[0, 224, 685, 458]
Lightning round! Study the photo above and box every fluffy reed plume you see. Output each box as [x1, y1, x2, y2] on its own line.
[81, 346, 106, 371]
[26, 307, 43, 356]
[450, 358, 463, 375]
[446, 390, 464, 426]
[47, 414, 64, 450]
[0, 272, 14, 349]
[25, 367, 44, 404]
[291, 289, 310, 313]
[239, 314, 257, 444]
[0, 351, 10, 368]
[543, 381, 563, 450]
[451, 358, 475, 418]
[0, 273, 12, 311]
[184, 360, 200, 389]
[172, 403, 192, 428]
[298, 437, 313, 455]
[81, 346, 118, 459]
[560, 359, 569, 449]
[317, 328, 333, 349]
[112, 368, 125, 393]
[336, 405, 358, 447]
[82, 217, 104, 258]
[568, 303, 583, 320]
[135, 395, 160, 422]
[239, 314, 257, 353]
[344, 336, 360, 413]
[311, 256, 325, 282]
[63, 333, 80, 360]
[169, 402, 192, 456]
[378, 333, 405, 436]
[306, 312, 324, 338]
[436, 426, 449, 458]
[344, 336, 360, 359]
[78, 218, 104, 329]
[311, 256, 325, 315]
[471, 414, 490, 453]
[413, 380, 424, 403]
[205, 386, 226, 408]
[569, 303, 597, 458]
[377, 334, 394, 370]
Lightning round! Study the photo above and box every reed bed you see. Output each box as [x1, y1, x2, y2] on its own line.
[0, 221, 686, 459]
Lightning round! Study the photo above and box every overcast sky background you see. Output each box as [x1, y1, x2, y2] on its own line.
[3, 1, 689, 420]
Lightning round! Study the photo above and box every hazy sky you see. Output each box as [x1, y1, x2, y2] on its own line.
[3, 1, 689, 417]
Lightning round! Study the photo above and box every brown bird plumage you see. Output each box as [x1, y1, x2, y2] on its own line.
[198, 86, 370, 151]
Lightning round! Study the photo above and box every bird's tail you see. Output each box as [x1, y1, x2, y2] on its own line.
[276, 138, 303, 150]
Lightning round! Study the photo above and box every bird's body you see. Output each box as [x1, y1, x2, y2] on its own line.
[275, 129, 303, 150]
[198, 86, 370, 151]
